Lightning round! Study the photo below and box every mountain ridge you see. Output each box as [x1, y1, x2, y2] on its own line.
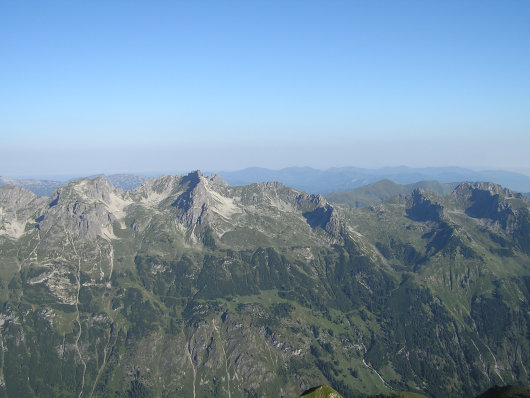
[326, 179, 459, 208]
[2, 165, 530, 196]
[0, 171, 528, 397]
[216, 166, 530, 194]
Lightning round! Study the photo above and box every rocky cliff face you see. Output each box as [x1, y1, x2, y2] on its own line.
[36, 177, 131, 241]
[0, 185, 45, 239]
[0, 175, 528, 398]
[406, 188, 445, 222]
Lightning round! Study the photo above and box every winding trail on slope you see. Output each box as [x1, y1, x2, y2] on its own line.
[186, 341, 197, 398]
[27, 229, 41, 266]
[470, 339, 489, 378]
[484, 343, 505, 384]
[89, 323, 113, 398]
[107, 244, 114, 286]
[518, 346, 528, 377]
[362, 357, 394, 391]
[0, 338, 5, 387]
[67, 232, 87, 398]
[360, 343, 393, 391]
[212, 319, 231, 398]
[470, 317, 505, 383]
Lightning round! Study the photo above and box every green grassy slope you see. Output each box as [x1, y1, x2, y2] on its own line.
[326, 179, 458, 208]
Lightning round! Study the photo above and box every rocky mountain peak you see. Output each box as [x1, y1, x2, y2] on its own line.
[0, 185, 38, 211]
[181, 169, 202, 185]
[172, 173, 210, 226]
[70, 176, 118, 203]
[36, 177, 131, 240]
[452, 181, 524, 201]
[406, 188, 445, 222]
[206, 173, 228, 187]
[448, 182, 529, 238]
[0, 185, 44, 239]
[134, 174, 182, 197]
[171, 171, 229, 226]
[303, 202, 344, 238]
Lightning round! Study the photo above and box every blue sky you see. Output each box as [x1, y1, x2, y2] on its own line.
[1, 0, 529, 177]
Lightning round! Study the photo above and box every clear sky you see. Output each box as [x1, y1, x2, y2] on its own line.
[1, 0, 529, 177]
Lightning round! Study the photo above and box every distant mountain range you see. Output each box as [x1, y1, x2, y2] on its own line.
[216, 166, 530, 195]
[2, 166, 530, 197]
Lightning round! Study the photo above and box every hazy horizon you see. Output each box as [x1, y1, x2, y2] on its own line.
[2, 1, 529, 177]
[3, 163, 530, 183]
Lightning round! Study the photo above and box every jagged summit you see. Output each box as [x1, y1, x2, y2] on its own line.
[172, 171, 218, 226]
[0, 185, 45, 239]
[0, 184, 39, 209]
[406, 188, 445, 222]
[449, 181, 529, 236]
[34, 176, 131, 240]
[207, 173, 229, 186]
[452, 181, 526, 201]
[1, 171, 347, 247]
[68, 175, 119, 201]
